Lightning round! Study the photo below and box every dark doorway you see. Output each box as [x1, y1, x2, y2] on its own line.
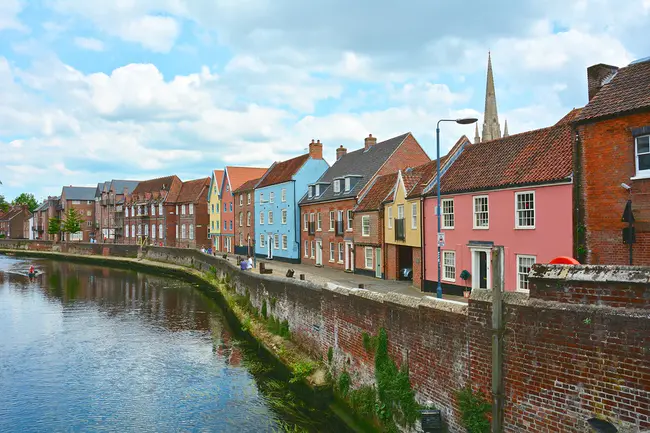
[478, 251, 488, 289]
[398, 246, 413, 280]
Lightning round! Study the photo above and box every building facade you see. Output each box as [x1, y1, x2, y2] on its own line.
[573, 59, 650, 265]
[233, 177, 260, 256]
[59, 186, 97, 242]
[255, 141, 329, 262]
[0, 205, 31, 239]
[95, 180, 140, 243]
[218, 166, 268, 254]
[300, 133, 430, 271]
[423, 121, 575, 294]
[208, 170, 224, 251]
[174, 178, 211, 250]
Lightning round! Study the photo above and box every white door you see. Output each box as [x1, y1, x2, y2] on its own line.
[471, 248, 491, 289]
[267, 234, 273, 259]
[316, 240, 323, 266]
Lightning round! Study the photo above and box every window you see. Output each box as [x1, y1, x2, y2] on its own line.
[239, 195, 243, 206]
[260, 212, 264, 225]
[126, 225, 130, 238]
[517, 255, 536, 291]
[229, 221, 232, 230]
[364, 247, 373, 269]
[311, 241, 315, 258]
[362, 215, 370, 236]
[473, 196, 489, 229]
[443, 251, 456, 282]
[182, 204, 186, 215]
[636, 135, 650, 177]
[188, 203, 193, 215]
[229, 203, 232, 212]
[303, 213, 308, 231]
[132, 224, 135, 237]
[329, 211, 335, 231]
[397, 204, 404, 219]
[281, 209, 287, 224]
[329, 242, 335, 262]
[87, 220, 92, 227]
[274, 234, 279, 250]
[260, 193, 264, 203]
[239, 233, 243, 246]
[338, 243, 344, 262]
[216, 220, 220, 230]
[159, 224, 163, 239]
[442, 199, 455, 229]
[86, 210, 92, 217]
[159, 204, 163, 215]
[346, 210, 353, 230]
[388, 207, 393, 229]
[270, 192, 275, 203]
[268, 211, 274, 224]
[304, 240, 309, 257]
[247, 193, 251, 205]
[151, 224, 156, 239]
[344, 178, 351, 191]
[315, 185, 320, 196]
[138, 224, 142, 235]
[281, 188, 286, 202]
[181, 224, 186, 239]
[151, 204, 156, 216]
[72, 200, 81, 205]
[223, 220, 227, 230]
[239, 212, 243, 227]
[515, 192, 535, 228]
[317, 213, 322, 231]
[411, 203, 418, 229]
[247, 212, 251, 227]
[216, 204, 219, 214]
[333, 180, 340, 193]
[282, 235, 288, 250]
[308, 186, 313, 198]
[189, 224, 194, 240]
[260, 233, 266, 248]
[224, 203, 227, 212]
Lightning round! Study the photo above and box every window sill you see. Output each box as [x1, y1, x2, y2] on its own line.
[514, 226, 535, 230]
[442, 227, 454, 230]
[362, 234, 370, 237]
[365, 267, 373, 270]
[442, 278, 456, 283]
[473, 227, 489, 230]
[631, 174, 650, 181]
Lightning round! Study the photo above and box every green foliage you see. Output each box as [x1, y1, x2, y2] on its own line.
[362, 331, 377, 353]
[456, 387, 491, 433]
[289, 361, 314, 384]
[62, 208, 83, 235]
[270, 296, 278, 309]
[241, 317, 252, 332]
[327, 347, 333, 364]
[577, 245, 587, 257]
[337, 371, 350, 397]
[266, 316, 291, 339]
[0, 194, 9, 213]
[261, 299, 268, 319]
[348, 386, 377, 419]
[48, 217, 62, 236]
[12, 193, 38, 212]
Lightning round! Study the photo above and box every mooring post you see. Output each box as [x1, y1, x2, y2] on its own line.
[491, 246, 504, 433]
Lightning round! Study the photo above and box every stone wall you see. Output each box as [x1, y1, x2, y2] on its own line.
[1, 240, 648, 432]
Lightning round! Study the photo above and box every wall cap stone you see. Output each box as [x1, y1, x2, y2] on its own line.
[531, 264, 650, 284]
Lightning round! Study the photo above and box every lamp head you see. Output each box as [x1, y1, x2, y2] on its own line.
[456, 117, 478, 125]
[621, 183, 631, 191]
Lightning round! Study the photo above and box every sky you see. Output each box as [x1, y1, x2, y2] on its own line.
[0, 0, 649, 202]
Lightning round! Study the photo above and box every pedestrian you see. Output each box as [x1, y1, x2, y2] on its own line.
[247, 256, 253, 270]
[240, 257, 248, 271]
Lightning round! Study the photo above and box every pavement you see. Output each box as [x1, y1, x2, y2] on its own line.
[218, 252, 467, 303]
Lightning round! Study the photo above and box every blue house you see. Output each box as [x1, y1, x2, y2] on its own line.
[255, 140, 330, 262]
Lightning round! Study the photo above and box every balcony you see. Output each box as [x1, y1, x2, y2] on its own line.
[335, 220, 345, 237]
[395, 218, 405, 241]
[308, 222, 315, 235]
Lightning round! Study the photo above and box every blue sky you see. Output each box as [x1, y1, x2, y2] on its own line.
[0, 0, 648, 202]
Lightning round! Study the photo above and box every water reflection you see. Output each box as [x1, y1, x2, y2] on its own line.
[0, 255, 350, 433]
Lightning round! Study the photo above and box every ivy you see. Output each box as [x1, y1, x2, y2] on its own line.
[261, 299, 268, 319]
[362, 331, 377, 353]
[338, 371, 350, 397]
[456, 387, 491, 433]
[327, 347, 333, 364]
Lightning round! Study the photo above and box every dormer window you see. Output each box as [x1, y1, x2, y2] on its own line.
[333, 180, 340, 193]
[315, 185, 320, 196]
[308, 186, 313, 198]
[345, 177, 351, 192]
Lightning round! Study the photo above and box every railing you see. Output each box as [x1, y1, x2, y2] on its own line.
[308, 222, 316, 235]
[395, 218, 406, 241]
[335, 220, 344, 237]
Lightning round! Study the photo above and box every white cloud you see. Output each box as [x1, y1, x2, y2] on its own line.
[115, 15, 180, 52]
[74, 37, 105, 51]
[0, 0, 25, 31]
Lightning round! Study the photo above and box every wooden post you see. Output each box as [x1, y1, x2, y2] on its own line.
[491, 246, 504, 433]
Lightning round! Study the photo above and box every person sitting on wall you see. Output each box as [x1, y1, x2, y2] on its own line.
[246, 256, 253, 270]
[240, 257, 248, 271]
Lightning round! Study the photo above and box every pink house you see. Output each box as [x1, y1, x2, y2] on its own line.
[423, 116, 576, 293]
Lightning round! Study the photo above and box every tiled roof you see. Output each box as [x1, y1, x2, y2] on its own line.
[256, 154, 309, 188]
[225, 167, 269, 192]
[34, 202, 49, 212]
[355, 172, 398, 212]
[176, 177, 210, 203]
[555, 108, 582, 125]
[62, 186, 96, 201]
[132, 175, 180, 195]
[575, 59, 650, 122]
[404, 160, 439, 198]
[233, 177, 261, 194]
[439, 122, 573, 194]
[299, 132, 411, 205]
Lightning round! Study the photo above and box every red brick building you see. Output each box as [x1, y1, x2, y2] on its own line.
[174, 177, 211, 250]
[573, 58, 650, 265]
[233, 177, 260, 256]
[0, 205, 31, 239]
[123, 175, 183, 246]
[94, 180, 140, 243]
[352, 172, 397, 278]
[58, 186, 97, 242]
[300, 133, 430, 271]
[32, 197, 59, 240]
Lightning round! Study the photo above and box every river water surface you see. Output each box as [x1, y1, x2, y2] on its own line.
[0, 255, 351, 433]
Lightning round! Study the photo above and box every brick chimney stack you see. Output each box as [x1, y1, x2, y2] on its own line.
[587, 63, 619, 101]
[309, 139, 323, 159]
[364, 134, 377, 150]
[336, 145, 347, 161]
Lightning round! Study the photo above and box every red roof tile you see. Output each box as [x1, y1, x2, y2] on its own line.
[355, 172, 398, 212]
[576, 60, 650, 122]
[256, 154, 309, 188]
[440, 123, 573, 194]
[226, 167, 269, 192]
[132, 175, 180, 195]
[555, 108, 582, 125]
[176, 177, 210, 203]
[213, 169, 224, 188]
[233, 177, 261, 194]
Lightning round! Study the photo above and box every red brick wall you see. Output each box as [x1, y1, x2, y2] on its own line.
[385, 243, 399, 280]
[62, 200, 96, 242]
[412, 246, 422, 288]
[234, 190, 255, 252]
[577, 112, 650, 265]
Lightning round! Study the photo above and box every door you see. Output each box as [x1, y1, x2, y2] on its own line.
[316, 241, 323, 266]
[375, 248, 381, 278]
[472, 249, 491, 289]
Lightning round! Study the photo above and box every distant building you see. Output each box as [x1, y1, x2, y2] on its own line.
[174, 177, 211, 250]
[0, 205, 31, 239]
[59, 186, 98, 242]
[33, 196, 60, 241]
[233, 177, 261, 256]
[208, 170, 224, 251]
[94, 179, 140, 242]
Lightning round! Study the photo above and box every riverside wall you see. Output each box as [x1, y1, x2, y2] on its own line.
[1, 240, 649, 433]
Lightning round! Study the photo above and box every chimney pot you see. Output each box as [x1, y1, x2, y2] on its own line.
[364, 134, 377, 150]
[336, 144, 347, 161]
[587, 63, 619, 101]
[309, 139, 323, 160]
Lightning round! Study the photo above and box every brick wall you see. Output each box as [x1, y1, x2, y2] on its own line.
[375, 134, 430, 178]
[234, 190, 255, 255]
[385, 243, 399, 280]
[576, 112, 650, 265]
[412, 246, 422, 289]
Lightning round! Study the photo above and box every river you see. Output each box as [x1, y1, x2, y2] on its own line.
[0, 254, 353, 433]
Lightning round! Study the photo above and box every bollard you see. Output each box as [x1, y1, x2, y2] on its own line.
[300, 274, 305, 280]
[358, 284, 365, 289]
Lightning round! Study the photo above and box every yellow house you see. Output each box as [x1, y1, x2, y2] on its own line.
[209, 169, 224, 251]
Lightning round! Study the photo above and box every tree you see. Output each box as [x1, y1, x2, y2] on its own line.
[62, 209, 83, 239]
[48, 217, 62, 236]
[12, 193, 38, 212]
[0, 194, 8, 213]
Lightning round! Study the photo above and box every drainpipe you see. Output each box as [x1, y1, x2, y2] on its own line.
[294, 181, 300, 262]
[420, 196, 425, 290]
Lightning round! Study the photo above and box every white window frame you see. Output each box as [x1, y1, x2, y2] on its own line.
[344, 178, 351, 192]
[274, 234, 279, 249]
[304, 240, 309, 257]
[239, 212, 243, 227]
[315, 185, 320, 196]
[303, 213, 308, 231]
[329, 211, 335, 231]
[516, 255, 537, 292]
[268, 211, 274, 224]
[282, 234, 288, 250]
[442, 251, 456, 282]
[329, 242, 335, 262]
[151, 224, 156, 239]
[364, 247, 373, 269]
[181, 224, 186, 239]
[346, 210, 353, 231]
[333, 180, 340, 193]
[260, 193, 264, 203]
[338, 243, 344, 263]
[635, 134, 650, 178]
[308, 186, 313, 198]
[411, 203, 418, 229]
[473, 195, 489, 229]
[281, 188, 287, 202]
[317, 212, 322, 231]
[159, 224, 163, 239]
[260, 233, 266, 248]
[189, 203, 194, 215]
[388, 207, 393, 229]
[260, 211, 264, 225]
[239, 195, 243, 206]
[189, 224, 194, 240]
[247, 212, 251, 227]
[442, 199, 455, 229]
[515, 191, 535, 229]
[361, 215, 370, 237]
[270, 192, 275, 203]
[159, 203, 163, 215]
[247, 193, 251, 205]
[182, 204, 186, 215]
[239, 233, 243, 246]
[311, 241, 315, 258]
[151, 204, 156, 216]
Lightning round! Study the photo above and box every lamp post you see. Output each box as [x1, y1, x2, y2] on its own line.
[436, 117, 478, 298]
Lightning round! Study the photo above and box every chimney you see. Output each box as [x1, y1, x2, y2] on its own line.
[587, 63, 619, 101]
[336, 145, 347, 161]
[364, 134, 377, 150]
[309, 139, 323, 159]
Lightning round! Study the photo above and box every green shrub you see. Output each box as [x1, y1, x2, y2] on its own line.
[338, 371, 351, 397]
[456, 387, 491, 433]
[349, 386, 377, 419]
[261, 299, 268, 319]
[289, 361, 314, 384]
[327, 347, 333, 364]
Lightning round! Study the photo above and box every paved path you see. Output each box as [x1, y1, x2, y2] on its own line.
[219, 253, 467, 303]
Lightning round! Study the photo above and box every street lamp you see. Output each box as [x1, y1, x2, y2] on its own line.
[436, 117, 478, 299]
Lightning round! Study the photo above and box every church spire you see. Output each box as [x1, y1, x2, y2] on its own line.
[481, 52, 502, 142]
[503, 119, 509, 137]
[474, 123, 480, 144]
